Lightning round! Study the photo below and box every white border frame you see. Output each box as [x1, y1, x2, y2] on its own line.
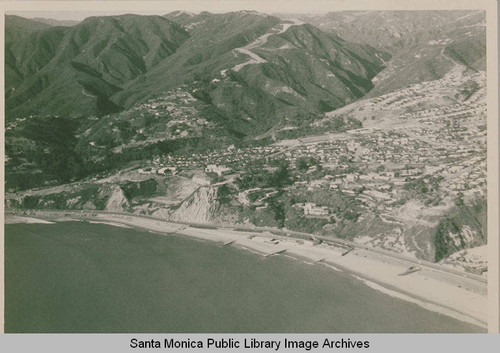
[0, 0, 498, 333]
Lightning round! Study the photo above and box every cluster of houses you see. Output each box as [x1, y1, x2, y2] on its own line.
[134, 69, 486, 221]
[153, 145, 285, 171]
[140, 100, 485, 217]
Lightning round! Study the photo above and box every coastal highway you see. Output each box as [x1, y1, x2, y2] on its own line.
[231, 225, 488, 285]
[315, 234, 487, 284]
[7, 209, 487, 285]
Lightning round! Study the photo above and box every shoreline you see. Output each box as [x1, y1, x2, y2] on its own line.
[5, 210, 488, 330]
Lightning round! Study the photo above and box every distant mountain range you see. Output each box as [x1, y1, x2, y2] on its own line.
[4, 10, 486, 189]
[5, 12, 386, 125]
[5, 10, 485, 121]
[289, 10, 486, 96]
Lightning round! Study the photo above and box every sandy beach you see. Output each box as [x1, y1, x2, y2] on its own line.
[5, 210, 488, 329]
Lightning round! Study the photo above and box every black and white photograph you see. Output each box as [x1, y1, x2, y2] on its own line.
[1, 0, 497, 335]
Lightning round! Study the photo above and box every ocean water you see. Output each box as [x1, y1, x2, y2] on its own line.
[4, 222, 485, 333]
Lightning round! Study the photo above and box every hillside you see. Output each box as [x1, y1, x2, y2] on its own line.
[5, 16, 55, 91]
[5, 14, 190, 118]
[292, 10, 486, 97]
[112, 12, 388, 135]
[5, 12, 389, 189]
[6, 12, 387, 123]
[4, 15, 52, 44]
[367, 12, 485, 97]
[292, 10, 481, 52]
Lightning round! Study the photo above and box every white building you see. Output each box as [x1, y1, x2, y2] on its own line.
[205, 164, 232, 176]
[304, 203, 329, 216]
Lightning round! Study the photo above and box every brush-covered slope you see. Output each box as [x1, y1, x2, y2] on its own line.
[367, 11, 485, 97]
[5, 14, 190, 119]
[113, 12, 388, 136]
[6, 12, 388, 132]
[295, 10, 478, 52]
[5, 16, 56, 93]
[4, 15, 52, 43]
[292, 10, 486, 97]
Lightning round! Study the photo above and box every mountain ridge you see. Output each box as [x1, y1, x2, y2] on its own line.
[5, 12, 388, 126]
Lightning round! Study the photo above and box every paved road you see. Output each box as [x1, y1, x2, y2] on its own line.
[232, 224, 486, 284]
[7, 209, 487, 284]
[242, 226, 487, 284]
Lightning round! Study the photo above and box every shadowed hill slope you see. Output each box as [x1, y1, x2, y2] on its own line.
[5, 14, 190, 118]
[4, 11, 390, 189]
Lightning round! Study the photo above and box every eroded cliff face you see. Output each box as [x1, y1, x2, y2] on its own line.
[105, 185, 130, 212]
[169, 187, 219, 224]
[4, 171, 222, 222]
[4, 164, 486, 268]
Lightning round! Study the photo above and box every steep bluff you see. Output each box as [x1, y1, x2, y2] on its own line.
[169, 187, 219, 224]
[105, 185, 130, 212]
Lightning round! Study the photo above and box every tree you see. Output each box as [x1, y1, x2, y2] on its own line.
[296, 157, 310, 171]
[217, 184, 234, 204]
[271, 162, 292, 188]
[296, 156, 320, 172]
[268, 198, 286, 228]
